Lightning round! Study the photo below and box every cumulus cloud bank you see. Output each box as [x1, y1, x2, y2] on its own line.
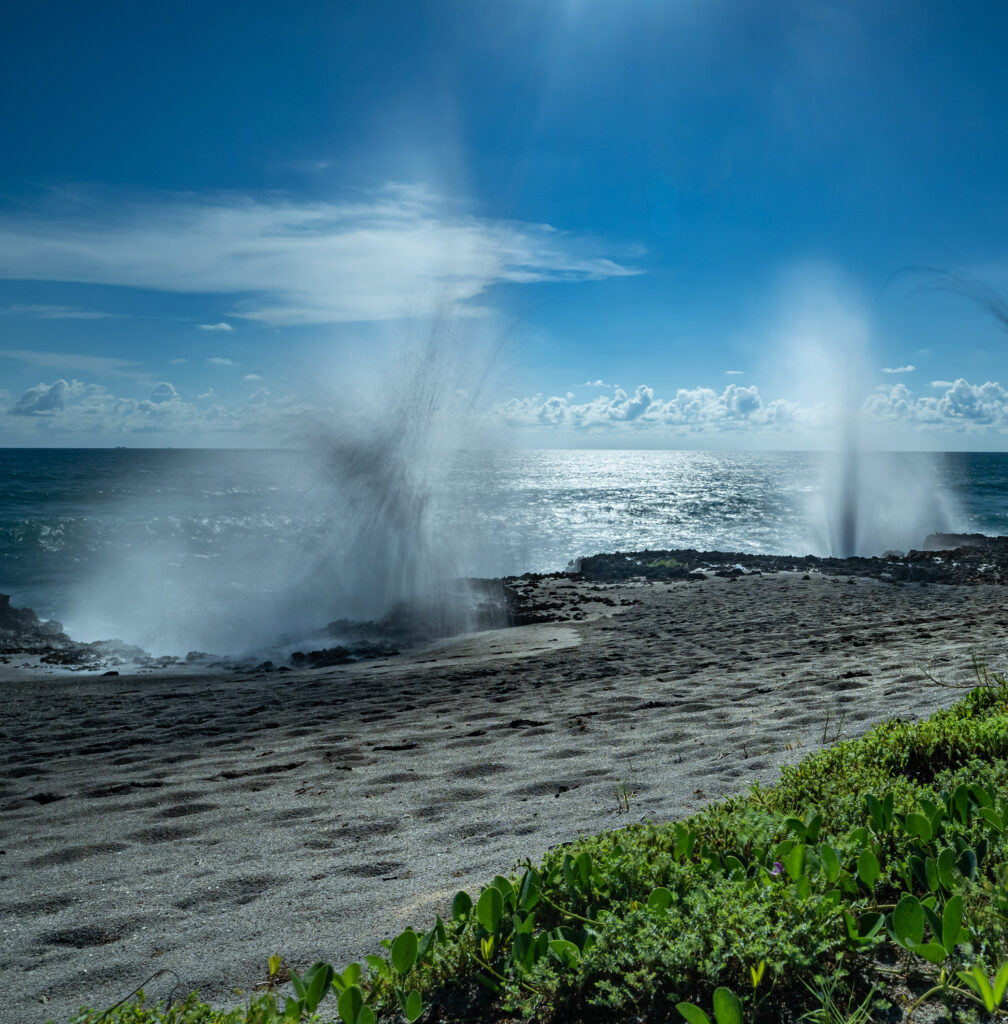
[7, 376, 1008, 442]
[501, 384, 803, 431]
[502, 378, 1008, 434]
[0, 184, 638, 325]
[5, 378, 296, 436]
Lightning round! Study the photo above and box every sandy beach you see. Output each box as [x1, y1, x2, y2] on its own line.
[3, 569, 1008, 1023]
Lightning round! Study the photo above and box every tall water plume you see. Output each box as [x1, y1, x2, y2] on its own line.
[64, 315, 505, 657]
[780, 269, 959, 557]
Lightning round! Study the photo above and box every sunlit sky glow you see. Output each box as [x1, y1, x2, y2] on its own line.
[2, 0, 1008, 448]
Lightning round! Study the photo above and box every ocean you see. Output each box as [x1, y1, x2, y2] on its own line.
[1, 447, 1005, 655]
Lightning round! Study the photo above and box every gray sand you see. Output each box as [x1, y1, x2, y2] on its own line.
[2, 572, 1007, 1023]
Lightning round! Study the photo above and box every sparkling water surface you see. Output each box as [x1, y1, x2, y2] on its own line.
[0, 448, 1003, 651]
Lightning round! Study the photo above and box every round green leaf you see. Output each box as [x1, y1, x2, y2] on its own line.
[857, 848, 880, 889]
[337, 985, 363, 1024]
[476, 886, 504, 933]
[404, 990, 424, 1023]
[452, 890, 473, 921]
[712, 986, 743, 1024]
[893, 894, 924, 948]
[904, 812, 932, 842]
[676, 1003, 713, 1024]
[647, 886, 674, 914]
[390, 929, 418, 976]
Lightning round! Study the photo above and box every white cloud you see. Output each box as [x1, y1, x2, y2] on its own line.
[500, 377, 1008, 436]
[199, 387, 215, 399]
[4, 377, 297, 436]
[0, 184, 639, 326]
[500, 383, 805, 432]
[882, 364, 915, 374]
[207, 356, 235, 366]
[724, 369, 744, 375]
[931, 380, 953, 388]
[1, 303, 120, 320]
[198, 321, 233, 331]
[584, 379, 609, 387]
[244, 373, 262, 381]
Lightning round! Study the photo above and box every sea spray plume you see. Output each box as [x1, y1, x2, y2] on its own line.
[302, 316, 505, 643]
[779, 268, 958, 556]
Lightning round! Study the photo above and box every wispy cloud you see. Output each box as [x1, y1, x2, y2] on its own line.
[1, 303, 121, 320]
[0, 348, 147, 380]
[198, 321, 233, 331]
[207, 356, 235, 366]
[0, 184, 639, 326]
[724, 369, 744, 375]
[244, 373, 262, 381]
[882, 364, 915, 374]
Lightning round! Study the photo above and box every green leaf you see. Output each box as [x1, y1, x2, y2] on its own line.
[647, 886, 674, 915]
[979, 807, 1004, 833]
[575, 850, 592, 888]
[417, 925, 437, 961]
[452, 891, 472, 921]
[805, 812, 823, 843]
[857, 848, 880, 889]
[518, 869, 541, 912]
[723, 854, 745, 878]
[915, 941, 950, 965]
[357, 1007, 376, 1024]
[339, 963, 361, 991]
[970, 783, 994, 808]
[904, 811, 931, 842]
[289, 971, 307, 1001]
[937, 847, 962, 892]
[959, 847, 978, 881]
[993, 961, 1008, 1005]
[404, 990, 424, 1023]
[942, 893, 964, 951]
[819, 843, 840, 883]
[337, 985, 364, 1024]
[477, 886, 505, 934]
[390, 929, 418, 977]
[304, 962, 334, 1012]
[548, 939, 581, 967]
[893, 895, 924, 948]
[925, 856, 940, 893]
[958, 965, 996, 1012]
[492, 875, 515, 903]
[784, 816, 806, 839]
[784, 842, 806, 881]
[676, 1003, 713, 1024]
[364, 954, 389, 979]
[866, 793, 884, 831]
[712, 986, 744, 1024]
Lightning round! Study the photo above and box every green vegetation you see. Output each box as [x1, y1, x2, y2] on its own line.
[66, 663, 1008, 1023]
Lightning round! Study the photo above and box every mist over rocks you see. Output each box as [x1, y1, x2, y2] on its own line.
[5, 536, 1008, 676]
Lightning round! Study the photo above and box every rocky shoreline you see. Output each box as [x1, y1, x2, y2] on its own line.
[3, 532, 1006, 675]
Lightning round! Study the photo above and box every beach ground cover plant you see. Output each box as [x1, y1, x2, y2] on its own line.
[66, 662, 1008, 1024]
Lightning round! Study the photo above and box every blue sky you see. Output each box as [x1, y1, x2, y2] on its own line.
[2, 0, 1008, 447]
